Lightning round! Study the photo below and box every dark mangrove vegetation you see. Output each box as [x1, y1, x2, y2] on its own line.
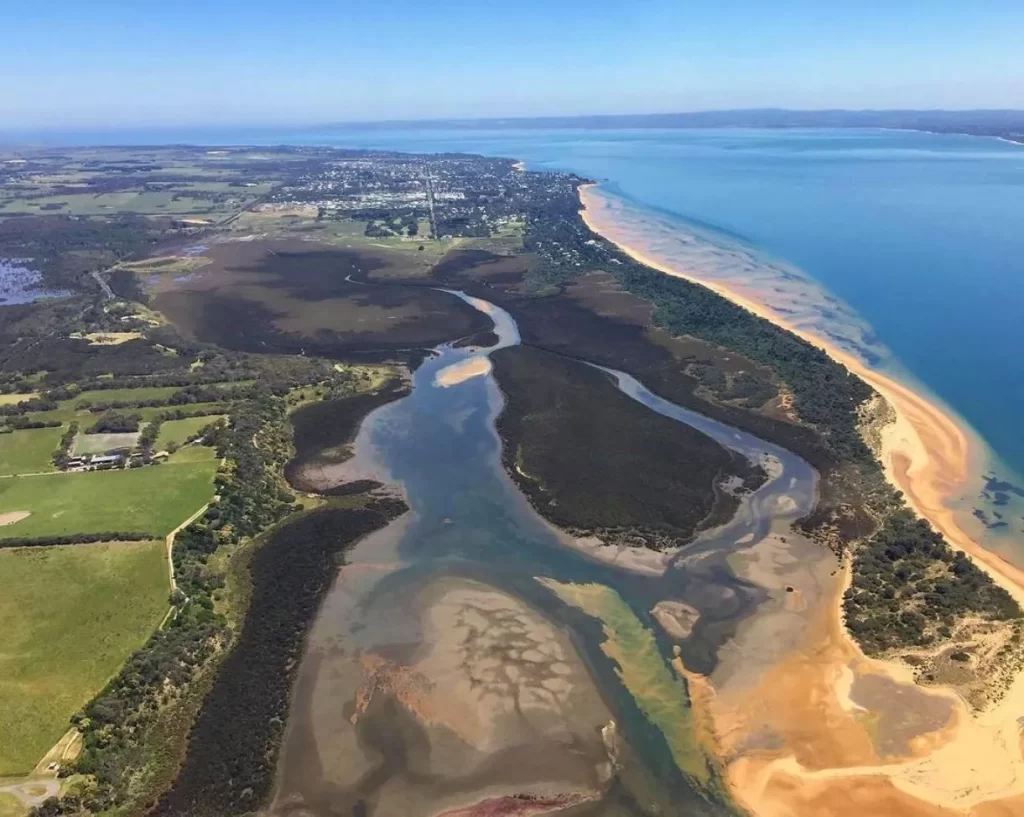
[424, 165, 1022, 656]
[493, 345, 764, 549]
[151, 242, 492, 363]
[284, 378, 410, 494]
[150, 500, 406, 817]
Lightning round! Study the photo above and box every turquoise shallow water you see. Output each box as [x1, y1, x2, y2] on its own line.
[21, 125, 1024, 552]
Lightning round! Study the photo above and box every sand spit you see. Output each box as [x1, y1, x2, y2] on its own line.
[559, 534, 677, 576]
[435, 356, 493, 388]
[579, 184, 1024, 814]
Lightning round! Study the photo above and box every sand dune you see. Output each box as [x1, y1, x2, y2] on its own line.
[579, 184, 1024, 815]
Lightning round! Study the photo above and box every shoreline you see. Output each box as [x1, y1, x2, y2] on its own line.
[578, 182, 1024, 609]
[578, 182, 1024, 813]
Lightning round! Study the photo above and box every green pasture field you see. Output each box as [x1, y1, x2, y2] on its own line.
[0, 427, 62, 476]
[166, 445, 218, 464]
[0, 460, 218, 541]
[73, 385, 184, 405]
[0, 540, 168, 775]
[137, 403, 231, 422]
[0, 793, 24, 817]
[155, 415, 224, 450]
[0, 394, 38, 406]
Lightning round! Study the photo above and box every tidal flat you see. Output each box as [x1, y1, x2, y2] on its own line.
[273, 575, 616, 817]
[266, 288, 831, 817]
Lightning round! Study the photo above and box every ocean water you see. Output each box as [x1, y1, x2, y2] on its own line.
[15, 125, 1024, 551]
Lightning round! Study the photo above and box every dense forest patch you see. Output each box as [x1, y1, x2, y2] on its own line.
[844, 510, 1020, 652]
[284, 379, 409, 493]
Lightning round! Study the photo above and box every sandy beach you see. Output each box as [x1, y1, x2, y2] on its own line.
[579, 183, 1024, 608]
[578, 183, 1024, 815]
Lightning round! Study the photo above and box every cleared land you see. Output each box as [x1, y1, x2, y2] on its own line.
[0, 461, 218, 540]
[0, 427, 63, 476]
[155, 416, 224, 451]
[0, 541, 169, 775]
[72, 431, 139, 456]
[27, 401, 231, 427]
[73, 385, 184, 404]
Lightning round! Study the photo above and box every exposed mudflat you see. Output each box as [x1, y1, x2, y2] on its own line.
[272, 577, 615, 817]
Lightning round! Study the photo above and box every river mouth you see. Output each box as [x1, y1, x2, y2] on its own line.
[271, 292, 830, 817]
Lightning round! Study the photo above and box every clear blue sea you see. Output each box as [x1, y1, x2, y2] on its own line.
[9, 125, 1024, 551]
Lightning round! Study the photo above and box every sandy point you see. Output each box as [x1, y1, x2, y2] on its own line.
[578, 183, 1024, 815]
[434, 355, 493, 387]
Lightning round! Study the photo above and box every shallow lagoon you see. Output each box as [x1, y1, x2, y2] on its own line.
[272, 294, 827, 817]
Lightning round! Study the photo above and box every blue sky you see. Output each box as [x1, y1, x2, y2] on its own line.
[3, 0, 1023, 127]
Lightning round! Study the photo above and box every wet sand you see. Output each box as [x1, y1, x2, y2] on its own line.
[435, 356, 493, 387]
[273, 575, 616, 817]
[579, 184, 1024, 814]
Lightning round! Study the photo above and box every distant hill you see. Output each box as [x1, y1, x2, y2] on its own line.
[338, 109, 1024, 144]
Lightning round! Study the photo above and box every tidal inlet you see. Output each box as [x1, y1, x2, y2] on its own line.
[269, 292, 854, 817]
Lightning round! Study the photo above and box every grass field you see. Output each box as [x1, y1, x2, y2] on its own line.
[74, 385, 184, 405]
[0, 427, 62, 476]
[0, 792, 24, 817]
[0, 394, 38, 406]
[0, 540, 169, 775]
[167, 445, 218, 464]
[28, 399, 232, 426]
[0, 461, 218, 540]
[155, 416, 224, 451]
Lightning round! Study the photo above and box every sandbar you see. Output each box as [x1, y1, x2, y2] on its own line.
[651, 600, 701, 640]
[435, 355, 493, 387]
